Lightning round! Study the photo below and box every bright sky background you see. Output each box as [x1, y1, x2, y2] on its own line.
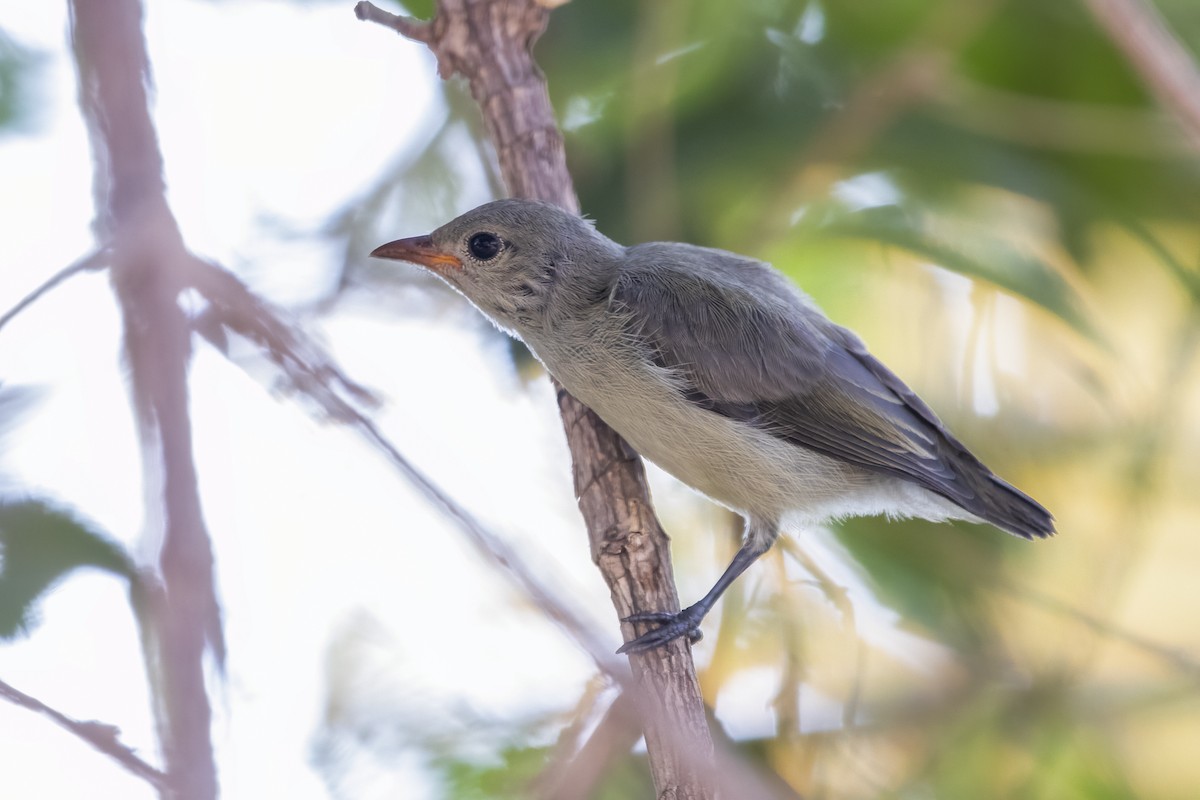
[0, 3, 941, 797]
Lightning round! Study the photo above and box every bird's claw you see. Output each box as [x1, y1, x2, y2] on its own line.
[617, 607, 704, 654]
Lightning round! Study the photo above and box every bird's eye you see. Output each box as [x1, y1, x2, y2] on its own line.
[468, 232, 503, 261]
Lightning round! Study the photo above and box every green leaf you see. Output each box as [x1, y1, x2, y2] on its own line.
[384, 0, 435, 21]
[0, 499, 136, 639]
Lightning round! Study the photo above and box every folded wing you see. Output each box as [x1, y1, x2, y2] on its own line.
[611, 244, 1053, 539]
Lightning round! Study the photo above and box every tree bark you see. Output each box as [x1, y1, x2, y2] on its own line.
[356, 1, 716, 795]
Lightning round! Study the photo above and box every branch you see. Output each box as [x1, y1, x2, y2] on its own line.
[188, 257, 380, 420]
[0, 676, 168, 792]
[0, 249, 107, 335]
[1083, 0, 1200, 152]
[352, 413, 628, 673]
[353, 1, 431, 43]
[358, 1, 717, 795]
[71, 0, 221, 796]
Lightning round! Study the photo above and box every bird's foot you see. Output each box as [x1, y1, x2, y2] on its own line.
[617, 605, 706, 654]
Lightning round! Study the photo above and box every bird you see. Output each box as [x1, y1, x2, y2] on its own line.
[370, 199, 1054, 654]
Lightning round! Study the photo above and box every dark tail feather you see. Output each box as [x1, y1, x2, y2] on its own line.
[974, 473, 1055, 540]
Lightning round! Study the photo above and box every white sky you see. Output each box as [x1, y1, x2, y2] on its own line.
[0, 3, 942, 797]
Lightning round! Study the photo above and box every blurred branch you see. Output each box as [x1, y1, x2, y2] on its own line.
[1082, 0, 1200, 152]
[0, 249, 107, 335]
[0, 676, 168, 792]
[189, 257, 380, 417]
[321, 85, 500, 308]
[779, 538, 866, 729]
[533, 685, 642, 800]
[999, 581, 1200, 681]
[766, 549, 808, 740]
[353, 414, 628, 670]
[352, 1, 431, 44]
[321, 115, 454, 306]
[70, 0, 221, 797]
[537, 682, 801, 800]
[357, 1, 720, 796]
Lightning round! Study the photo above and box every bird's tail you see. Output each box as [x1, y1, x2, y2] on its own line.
[973, 472, 1055, 540]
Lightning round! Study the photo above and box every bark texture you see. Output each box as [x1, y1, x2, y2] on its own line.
[356, 0, 716, 795]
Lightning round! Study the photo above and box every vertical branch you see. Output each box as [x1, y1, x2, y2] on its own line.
[356, 1, 716, 795]
[70, 1, 222, 798]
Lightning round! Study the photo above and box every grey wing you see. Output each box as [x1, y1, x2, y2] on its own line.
[611, 248, 1053, 540]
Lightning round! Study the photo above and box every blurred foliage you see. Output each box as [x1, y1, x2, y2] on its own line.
[806, 200, 1105, 344]
[0, 499, 135, 639]
[543, 0, 1200, 254]
[0, 29, 42, 134]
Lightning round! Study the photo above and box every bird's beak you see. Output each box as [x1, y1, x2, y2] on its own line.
[370, 235, 462, 271]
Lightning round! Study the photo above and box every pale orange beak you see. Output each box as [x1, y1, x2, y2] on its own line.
[370, 235, 462, 271]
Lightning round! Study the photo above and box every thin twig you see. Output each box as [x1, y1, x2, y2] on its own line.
[1082, 0, 1200, 152]
[354, 1, 431, 43]
[351, 414, 629, 676]
[998, 579, 1200, 681]
[0, 676, 169, 792]
[0, 249, 107, 335]
[188, 257, 380, 417]
[779, 538, 867, 729]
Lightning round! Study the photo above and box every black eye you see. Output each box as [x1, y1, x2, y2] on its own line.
[468, 232, 502, 261]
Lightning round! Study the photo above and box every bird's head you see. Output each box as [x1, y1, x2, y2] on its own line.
[371, 199, 623, 335]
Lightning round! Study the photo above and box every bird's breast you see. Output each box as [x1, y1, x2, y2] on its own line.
[529, 330, 880, 522]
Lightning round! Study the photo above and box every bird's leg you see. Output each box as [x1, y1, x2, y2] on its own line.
[617, 518, 777, 654]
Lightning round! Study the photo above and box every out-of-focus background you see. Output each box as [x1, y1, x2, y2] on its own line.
[2, 0, 1199, 797]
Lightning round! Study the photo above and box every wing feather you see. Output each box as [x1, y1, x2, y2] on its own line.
[612, 243, 1053, 539]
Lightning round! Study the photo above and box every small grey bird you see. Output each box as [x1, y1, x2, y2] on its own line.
[372, 199, 1054, 654]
